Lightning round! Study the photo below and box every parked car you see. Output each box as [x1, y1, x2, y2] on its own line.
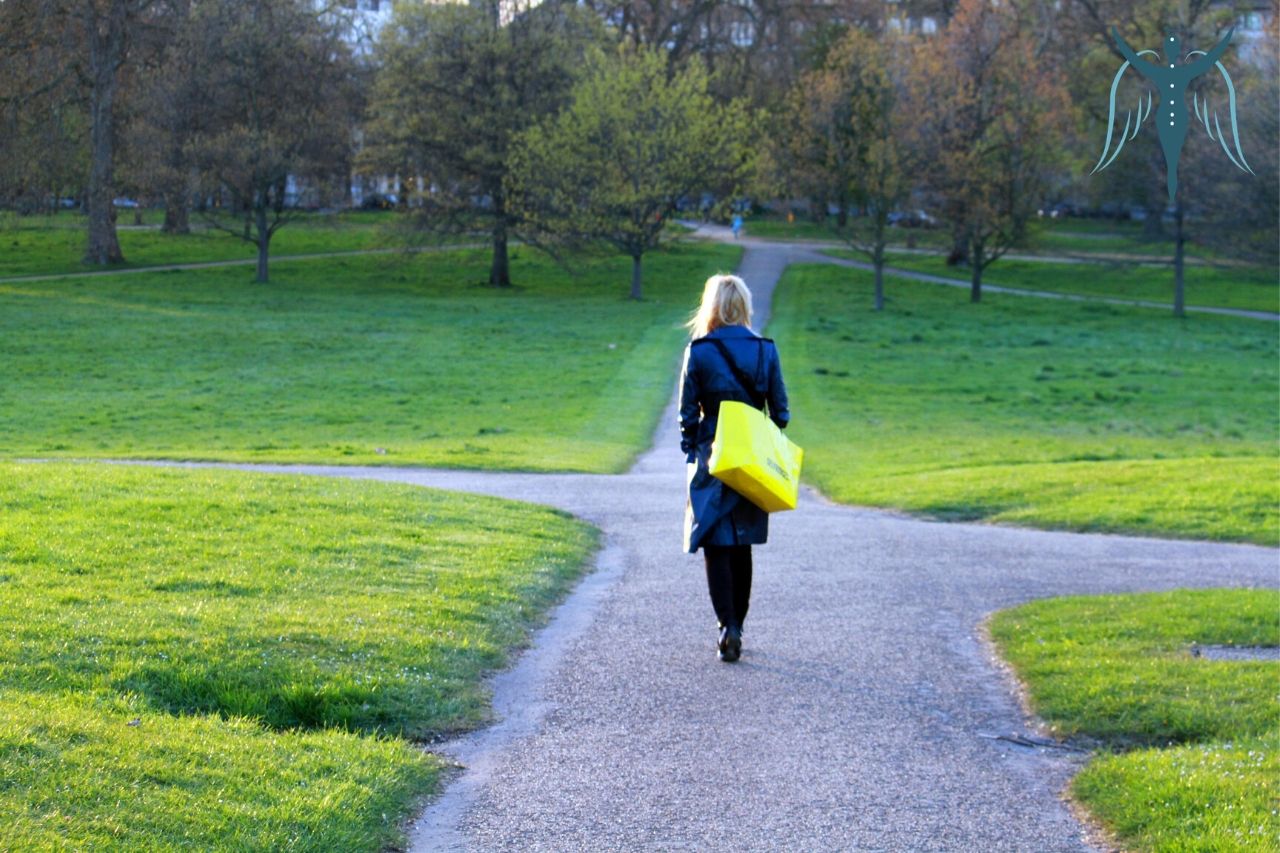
[1037, 202, 1075, 219]
[888, 209, 937, 228]
[112, 197, 139, 209]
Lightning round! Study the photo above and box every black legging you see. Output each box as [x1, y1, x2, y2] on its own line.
[703, 544, 753, 630]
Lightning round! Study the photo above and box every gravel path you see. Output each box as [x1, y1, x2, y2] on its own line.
[116, 242, 1278, 850]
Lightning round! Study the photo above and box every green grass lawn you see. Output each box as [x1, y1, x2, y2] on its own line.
[768, 263, 1279, 544]
[990, 589, 1280, 852]
[0, 242, 739, 471]
[822, 249, 1278, 314]
[928, 251, 1272, 313]
[742, 212, 1232, 260]
[0, 460, 596, 849]
[0, 211, 433, 278]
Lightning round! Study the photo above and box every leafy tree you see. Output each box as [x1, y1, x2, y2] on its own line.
[363, 1, 602, 287]
[768, 27, 911, 311]
[185, 0, 356, 283]
[906, 0, 1075, 302]
[508, 45, 755, 300]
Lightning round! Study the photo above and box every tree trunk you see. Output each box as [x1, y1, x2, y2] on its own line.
[630, 253, 643, 301]
[255, 203, 270, 283]
[1173, 199, 1186, 318]
[161, 140, 191, 233]
[1142, 201, 1165, 239]
[489, 218, 511, 287]
[873, 236, 885, 312]
[162, 192, 190, 234]
[948, 232, 969, 267]
[969, 240, 983, 303]
[84, 6, 126, 265]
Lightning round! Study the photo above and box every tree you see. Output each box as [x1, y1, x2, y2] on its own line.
[122, 0, 198, 233]
[185, 0, 356, 283]
[508, 45, 755, 300]
[0, 3, 87, 214]
[2, 1, 184, 257]
[1179, 11, 1278, 307]
[577, 0, 849, 104]
[1063, 0, 1249, 239]
[363, 1, 602, 287]
[906, 0, 1074, 302]
[1065, 1, 1264, 316]
[76, 0, 169, 263]
[768, 27, 912, 311]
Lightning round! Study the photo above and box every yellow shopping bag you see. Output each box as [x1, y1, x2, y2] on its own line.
[708, 400, 804, 512]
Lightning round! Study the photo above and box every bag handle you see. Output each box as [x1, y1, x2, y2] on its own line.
[697, 337, 767, 410]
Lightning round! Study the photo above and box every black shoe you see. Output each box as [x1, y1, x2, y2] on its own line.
[721, 625, 742, 663]
[717, 625, 731, 660]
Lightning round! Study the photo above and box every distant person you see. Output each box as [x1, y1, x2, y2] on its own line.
[730, 213, 743, 239]
[678, 274, 789, 662]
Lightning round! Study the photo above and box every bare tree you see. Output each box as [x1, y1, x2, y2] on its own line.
[121, 0, 197, 233]
[76, 0, 169, 263]
[185, 0, 357, 283]
[906, 0, 1075, 302]
[0, 3, 86, 213]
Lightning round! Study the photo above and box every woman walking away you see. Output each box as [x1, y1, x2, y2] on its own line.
[678, 273, 789, 662]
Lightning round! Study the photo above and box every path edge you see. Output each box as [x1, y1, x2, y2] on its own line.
[976, 614, 1122, 853]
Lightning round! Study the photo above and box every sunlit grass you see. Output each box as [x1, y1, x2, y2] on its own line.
[991, 589, 1280, 852]
[0, 242, 740, 471]
[0, 461, 597, 849]
[768, 263, 1278, 543]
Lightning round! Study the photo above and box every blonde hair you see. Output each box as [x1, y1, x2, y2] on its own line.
[687, 273, 753, 339]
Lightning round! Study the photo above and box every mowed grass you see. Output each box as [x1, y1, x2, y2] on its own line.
[769, 263, 1278, 544]
[0, 211, 411, 278]
[744, 213, 1239, 262]
[0, 242, 740, 471]
[0, 461, 597, 849]
[0, 693, 439, 851]
[990, 589, 1280, 852]
[824, 249, 1278, 314]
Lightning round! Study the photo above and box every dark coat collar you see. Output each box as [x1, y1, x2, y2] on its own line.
[707, 324, 757, 338]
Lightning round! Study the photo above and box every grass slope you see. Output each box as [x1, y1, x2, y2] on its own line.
[768, 263, 1278, 544]
[0, 242, 739, 471]
[991, 589, 1280, 852]
[0, 461, 597, 849]
[823, 249, 1278, 314]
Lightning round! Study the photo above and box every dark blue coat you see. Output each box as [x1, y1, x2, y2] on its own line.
[678, 324, 790, 553]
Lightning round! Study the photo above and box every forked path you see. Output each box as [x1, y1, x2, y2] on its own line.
[128, 244, 1275, 850]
